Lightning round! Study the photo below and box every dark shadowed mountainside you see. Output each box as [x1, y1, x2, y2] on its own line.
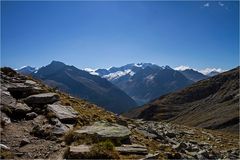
[124, 67, 239, 133]
[32, 61, 137, 113]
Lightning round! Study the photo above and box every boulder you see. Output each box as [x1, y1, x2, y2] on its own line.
[9, 103, 31, 119]
[26, 112, 38, 120]
[31, 118, 72, 138]
[52, 119, 72, 136]
[1, 90, 16, 108]
[74, 121, 131, 143]
[47, 104, 78, 124]
[23, 93, 59, 106]
[67, 145, 91, 159]
[14, 103, 31, 113]
[115, 144, 148, 155]
[134, 128, 157, 139]
[1, 112, 11, 125]
[1, 94, 31, 119]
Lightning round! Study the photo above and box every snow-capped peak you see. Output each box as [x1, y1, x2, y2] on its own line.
[84, 68, 99, 76]
[199, 68, 223, 75]
[15, 66, 38, 75]
[174, 65, 191, 71]
[103, 69, 135, 80]
[134, 63, 143, 67]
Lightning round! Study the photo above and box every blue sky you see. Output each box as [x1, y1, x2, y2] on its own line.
[1, 1, 239, 71]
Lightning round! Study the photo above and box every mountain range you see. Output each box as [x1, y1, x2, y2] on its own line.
[91, 63, 196, 105]
[30, 61, 137, 113]
[17, 61, 221, 112]
[124, 67, 239, 133]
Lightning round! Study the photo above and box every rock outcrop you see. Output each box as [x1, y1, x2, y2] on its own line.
[74, 121, 131, 143]
[47, 104, 78, 124]
[23, 93, 59, 106]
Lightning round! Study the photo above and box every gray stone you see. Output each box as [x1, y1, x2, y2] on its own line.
[47, 104, 78, 124]
[23, 93, 59, 105]
[0, 112, 11, 125]
[1, 92, 31, 118]
[135, 128, 157, 139]
[143, 152, 160, 159]
[116, 144, 148, 155]
[0, 143, 10, 150]
[67, 145, 91, 159]
[7, 83, 32, 92]
[14, 102, 31, 113]
[7, 83, 43, 98]
[52, 119, 72, 135]
[1, 90, 16, 108]
[74, 121, 131, 142]
[25, 80, 37, 85]
[26, 112, 38, 120]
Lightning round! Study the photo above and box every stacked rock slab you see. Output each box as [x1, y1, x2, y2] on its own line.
[115, 144, 148, 155]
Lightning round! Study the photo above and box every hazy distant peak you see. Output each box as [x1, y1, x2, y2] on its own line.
[84, 68, 99, 76]
[199, 68, 223, 75]
[16, 66, 38, 75]
[49, 60, 66, 66]
[174, 65, 192, 71]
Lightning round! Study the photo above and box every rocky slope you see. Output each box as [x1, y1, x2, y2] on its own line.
[1, 67, 239, 159]
[32, 61, 137, 113]
[124, 67, 239, 133]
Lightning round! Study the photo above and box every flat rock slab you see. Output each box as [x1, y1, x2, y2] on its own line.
[68, 145, 91, 158]
[74, 121, 131, 141]
[47, 104, 78, 124]
[7, 83, 43, 99]
[23, 93, 59, 105]
[7, 83, 32, 92]
[25, 80, 37, 85]
[116, 144, 148, 155]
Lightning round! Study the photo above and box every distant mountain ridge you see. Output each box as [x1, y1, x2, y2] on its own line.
[16, 66, 38, 75]
[124, 67, 239, 133]
[91, 63, 194, 105]
[17, 63, 222, 106]
[179, 69, 208, 82]
[31, 61, 137, 113]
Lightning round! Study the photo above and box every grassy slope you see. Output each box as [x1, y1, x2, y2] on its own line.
[124, 67, 239, 133]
